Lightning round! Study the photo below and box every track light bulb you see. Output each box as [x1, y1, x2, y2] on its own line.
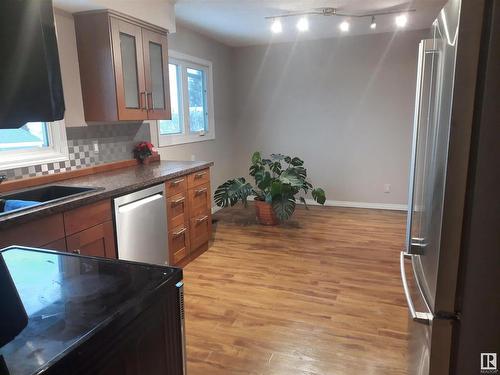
[297, 17, 309, 32]
[395, 14, 408, 28]
[339, 21, 349, 32]
[370, 16, 376, 29]
[271, 18, 282, 33]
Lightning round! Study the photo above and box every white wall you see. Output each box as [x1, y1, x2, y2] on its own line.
[154, 24, 239, 202]
[232, 30, 426, 207]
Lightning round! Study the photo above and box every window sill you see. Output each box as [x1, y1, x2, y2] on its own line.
[158, 132, 215, 147]
[0, 148, 69, 170]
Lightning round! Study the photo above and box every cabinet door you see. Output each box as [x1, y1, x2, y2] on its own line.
[66, 221, 117, 258]
[142, 29, 171, 120]
[110, 18, 147, 120]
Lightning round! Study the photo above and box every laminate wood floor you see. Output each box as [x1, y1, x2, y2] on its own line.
[183, 204, 409, 375]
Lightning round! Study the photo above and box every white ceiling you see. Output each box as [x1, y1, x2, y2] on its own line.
[175, 0, 447, 47]
[53, 0, 176, 31]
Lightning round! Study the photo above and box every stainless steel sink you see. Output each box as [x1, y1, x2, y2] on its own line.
[0, 185, 99, 216]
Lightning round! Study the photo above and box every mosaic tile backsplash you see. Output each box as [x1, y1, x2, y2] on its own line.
[1, 122, 151, 180]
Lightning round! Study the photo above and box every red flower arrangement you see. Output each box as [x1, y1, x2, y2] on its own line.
[133, 141, 154, 163]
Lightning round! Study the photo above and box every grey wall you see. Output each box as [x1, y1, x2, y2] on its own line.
[154, 24, 239, 202]
[232, 30, 426, 206]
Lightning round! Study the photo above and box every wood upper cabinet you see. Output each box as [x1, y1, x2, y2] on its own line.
[75, 10, 171, 122]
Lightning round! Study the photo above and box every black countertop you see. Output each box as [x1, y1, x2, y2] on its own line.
[0, 246, 182, 375]
[0, 160, 213, 229]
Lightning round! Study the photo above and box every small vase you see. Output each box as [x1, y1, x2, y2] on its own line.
[140, 157, 150, 165]
[254, 199, 280, 226]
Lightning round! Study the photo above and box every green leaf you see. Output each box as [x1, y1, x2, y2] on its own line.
[312, 188, 326, 205]
[249, 163, 264, 177]
[290, 157, 304, 166]
[251, 151, 262, 165]
[270, 180, 282, 198]
[256, 171, 272, 190]
[272, 195, 296, 221]
[284, 156, 292, 164]
[271, 154, 286, 161]
[279, 169, 304, 188]
[214, 178, 253, 207]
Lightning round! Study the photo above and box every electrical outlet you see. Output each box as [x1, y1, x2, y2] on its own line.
[384, 184, 391, 193]
[92, 140, 99, 153]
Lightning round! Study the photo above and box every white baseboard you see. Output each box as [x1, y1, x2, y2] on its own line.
[212, 199, 407, 213]
[303, 198, 407, 211]
[211, 205, 223, 215]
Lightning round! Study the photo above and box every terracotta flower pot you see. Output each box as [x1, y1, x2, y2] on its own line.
[254, 199, 280, 226]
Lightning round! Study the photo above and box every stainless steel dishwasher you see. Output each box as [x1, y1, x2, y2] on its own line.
[113, 184, 169, 266]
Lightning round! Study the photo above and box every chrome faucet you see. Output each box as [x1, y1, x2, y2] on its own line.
[0, 175, 7, 183]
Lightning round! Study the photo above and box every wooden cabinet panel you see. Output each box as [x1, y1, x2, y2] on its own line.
[64, 199, 112, 236]
[165, 177, 187, 197]
[40, 238, 67, 252]
[190, 212, 211, 251]
[66, 221, 116, 258]
[170, 224, 189, 266]
[167, 192, 188, 229]
[142, 29, 171, 120]
[187, 169, 210, 188]
[0, 214, 65, 249]
[188, 183, 211, 218]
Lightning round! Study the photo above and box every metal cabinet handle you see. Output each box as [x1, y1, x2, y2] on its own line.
[73, 249, 81, 255]
[147, 92, 153, 111]
[140, 92, 147, 111]
[171, 197, 185, 206]
[170, 178, 184, 186]
[400, 251, 433, 325]
[196, 215, 208, 224]
[172, 227, 187, 238]
[194, 172, 206, 179]
[195, 187, 208, 196]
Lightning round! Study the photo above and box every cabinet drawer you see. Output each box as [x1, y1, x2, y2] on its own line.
[188, 183, 210, 217]
[187, 169, 210, 188]
[170, 224, 189, 264]
[64, 200, 112, 236]
[167, 192, 188, 229]
[66, 221, 116, 258]
[0, 214, 65, 249]
[190, 212, 211, 250]
[165, 177, 187, 197]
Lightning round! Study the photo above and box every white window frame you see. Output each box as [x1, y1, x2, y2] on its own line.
[0, 120, 69, 170]
[158, 51, 215, 147]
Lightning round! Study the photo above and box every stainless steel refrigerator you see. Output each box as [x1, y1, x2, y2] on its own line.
[401, 0, 500, 374]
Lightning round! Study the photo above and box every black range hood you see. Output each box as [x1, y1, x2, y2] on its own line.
[0, 0, 65, 129]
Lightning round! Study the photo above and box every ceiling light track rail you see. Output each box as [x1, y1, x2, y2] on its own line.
[264, 7, 416, 20]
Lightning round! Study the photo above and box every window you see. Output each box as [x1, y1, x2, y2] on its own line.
[0, 120, 68, 170]
[158, 51, 214, 146]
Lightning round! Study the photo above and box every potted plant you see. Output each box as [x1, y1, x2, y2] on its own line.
[214, 152, 326, 225]
[133, 141, 154, 164]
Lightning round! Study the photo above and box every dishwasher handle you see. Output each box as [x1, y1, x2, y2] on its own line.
[118, 194, 164, 213]
[400, 251, 433, 325]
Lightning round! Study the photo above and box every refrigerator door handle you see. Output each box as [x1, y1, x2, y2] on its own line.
[400, 251, 433, 325]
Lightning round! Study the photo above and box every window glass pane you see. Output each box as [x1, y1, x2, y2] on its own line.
[120, 33, 140, 109]
[0, 122, 49, 151]
[159, 64, 182, 135]
[187, 68, 208, 133]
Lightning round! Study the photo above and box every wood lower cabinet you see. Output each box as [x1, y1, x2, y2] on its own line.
[66, 221, 116, 258]
[166, 168, 212, 266]
[0, 214, 65, 250]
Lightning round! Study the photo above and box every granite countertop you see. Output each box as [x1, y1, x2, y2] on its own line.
[0, 246, 182, 375]
[0, 160, 213, 229]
